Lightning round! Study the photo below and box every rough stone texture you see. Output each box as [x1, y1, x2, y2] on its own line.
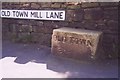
[99, 2, 118, 7]
[104, 7, 118, 21]
[84, 8, 104, 20]
[2, 2, 118, 59]
[40, 2, 51, 8]
[66, 9, 84, 22]
[51, 2, 61, 8]
[51, 27, 103, 60]
[31, 3, 40, 9]
[67, 4, 80, 9]
[81, 2, 99, 8]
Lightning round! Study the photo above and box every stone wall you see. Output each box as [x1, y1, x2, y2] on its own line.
[2, 2, 118, 58]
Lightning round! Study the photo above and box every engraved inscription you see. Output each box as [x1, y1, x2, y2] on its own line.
[51, 27, 103, 60]
[53, 35, 93, 47]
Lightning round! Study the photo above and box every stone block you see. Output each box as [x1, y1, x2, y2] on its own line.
[104, 7, 118, 20]
[100, 2, 118, 7]
[68, 22, 84, 29]
[55, 21, 69, 28]
[51, 27, 103, 60]
[31, 3, 40, 9]
[84, 8, 103, 20]
[107, 20, 118, 31]
[82, 20, 97, 30]
[74, 9, 84, 21]
[31, 33, 52, 46]
[66, 10, 75, 21]
[35, 26, 54, 34]
[18, 25, 30, 32]
[17, 32, 32, 43]
[66, 9, 84, 21]
[61, 3, 67, 8]
[67, 5, 80, 9]
[51, 3, 61, 8]
[81, 2, 99, 8]
[41, 2, 51, 8]
[21, 3, 30, 7]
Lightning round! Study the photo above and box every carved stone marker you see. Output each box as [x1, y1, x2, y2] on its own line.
[51, 27, 103, 60]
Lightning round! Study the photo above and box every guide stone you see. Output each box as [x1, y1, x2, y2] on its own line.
[51, 27, 103, 60]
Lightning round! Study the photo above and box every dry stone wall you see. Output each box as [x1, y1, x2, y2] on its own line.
[2, 2, 118, 59]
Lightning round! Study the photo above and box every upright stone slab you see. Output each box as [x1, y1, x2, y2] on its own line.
[51, 27, 103, 60]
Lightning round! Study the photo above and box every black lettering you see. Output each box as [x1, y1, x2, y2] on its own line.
[7, 11, 10, 16]
[2, 11, 5, 16]
[19, 12, 24, 17]
[23, 11, 28, 17]
[2, 11, 10, 16]
[46, 12, 49, 18]
[60, 12, 63, 19]
[54, 12, 59, 18]
[46, 12, 63, 19]
[39, 12, 42, 18]
[13, 11, 16, 17]
[31, 12, 42, 18]
[36, 12, 39, 18]
[16, 11, 19, 17]
[13, 11, 28, 17]
[31, 12, 35, 17]
[50, 12, 54, 18]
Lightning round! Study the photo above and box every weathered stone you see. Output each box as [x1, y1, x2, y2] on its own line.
[107, 20, 118, 31]
[18, 25, 29, 32]
[68, 22, 84, 29]
[82, 20, 97, 29]
[100, 2, 118, 7]
[55, 21, 69, 28]
[31, 33, 52, 46]
[66, 9, 84, 21]
[37, 21, 44, 26]
[44, 21, 58, 28]
[102, 34, 118, 58]
[17, 32, 33, 43]
[66, 10, 75, 21]
[36, 26, 54, 34]
[51, 27, 103, 60]
[95, 20, 107, 30]
[31, 3, 40, 9]
[2, 2, 118, 59]
[74, 9, 84, 21]
[81, 2, 99, 8]
[61, 3, 67, 8]
[84, 8, 103, 20]
[104, 7, 118, 20]
[67, 5, 80, 9]
[19, 3, 31, 9]
[66, 2, 79, 5]
[41, 2, 51, 8]
[51, 3, 61, 8]
[22, 3, 30, 7]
